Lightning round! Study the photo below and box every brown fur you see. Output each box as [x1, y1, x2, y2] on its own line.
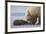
[27, 7, 41, 24]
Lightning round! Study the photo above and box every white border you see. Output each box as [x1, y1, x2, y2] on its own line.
[7, 2, 43, 32]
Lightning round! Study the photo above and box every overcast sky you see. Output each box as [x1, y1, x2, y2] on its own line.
[11, 5, 28, 16]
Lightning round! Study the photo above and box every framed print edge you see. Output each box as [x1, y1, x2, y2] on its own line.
[5, 1, 45, 33]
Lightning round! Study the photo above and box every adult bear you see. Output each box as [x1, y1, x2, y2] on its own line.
[27, 7, 41, 25]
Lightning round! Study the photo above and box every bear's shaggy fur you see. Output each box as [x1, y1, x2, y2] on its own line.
[27, 7, 41, 24]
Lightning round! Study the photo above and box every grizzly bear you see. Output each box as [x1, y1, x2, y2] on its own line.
[27, 7, 41, 25]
